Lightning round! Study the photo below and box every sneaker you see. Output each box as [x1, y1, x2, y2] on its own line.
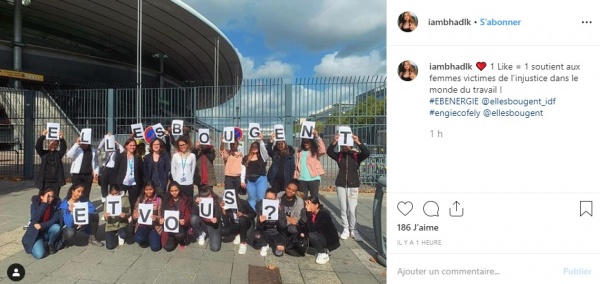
[260, 245, 269, 257]
[23, 221, 30, 230]
[233, 234, 241, 245]
[316, 252, 330, 264]
[118, 236, 125, 246]
[178, 244, 186, 250]
[340, 228, 350, 240]
[101, 197, 107, 203]
[351, 230, 363, 242]
[238, 243, 247, 255]
[89, 236, 105, 247]
[197, 232, 206, 246]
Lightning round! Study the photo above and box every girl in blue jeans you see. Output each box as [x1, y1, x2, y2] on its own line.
[22, 188, 61, 259]
[132, 182, 163, 251]
[240, 133, 269, 210]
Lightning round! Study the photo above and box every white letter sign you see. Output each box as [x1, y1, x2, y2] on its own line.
[46, 123, 60, 140]
[300, 121, 315, 139]
[163, 210, 179, 233]
[338, 126, 353, 146]
[73, 202, 89, 225]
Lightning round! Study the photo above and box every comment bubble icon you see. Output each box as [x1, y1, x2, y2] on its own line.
[423, 201, 440, 217]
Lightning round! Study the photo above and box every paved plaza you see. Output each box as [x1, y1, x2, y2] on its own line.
[0, 180, 386, 283]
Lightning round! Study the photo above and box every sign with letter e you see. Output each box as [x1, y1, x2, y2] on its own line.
[131, 123, 144, 139]
[73, 202, 89, 225]
[273, 124, 285, 141]
[46, 123, 60, 140]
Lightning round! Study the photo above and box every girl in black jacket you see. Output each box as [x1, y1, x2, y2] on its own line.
[218, 192, 256, 255]
[326, 134, 370, 241]
[22, 188, 61, 259]
[301, 195, 340, 264]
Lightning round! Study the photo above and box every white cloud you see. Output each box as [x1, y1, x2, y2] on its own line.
[314, 50, 385, 77]
[239, 52, 295, 81]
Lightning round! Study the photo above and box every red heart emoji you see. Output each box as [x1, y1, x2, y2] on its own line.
[476, 62, 487, 71]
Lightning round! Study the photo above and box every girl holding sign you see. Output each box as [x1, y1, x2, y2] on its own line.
[294, 130, 326, 200]
[255, 189, 287, 257]
[171, 137, 196, 204]
[22, 188, 62, 259]
[327, 134, 370, 242]
[132, 182, 163, 252]
[97, 133, 123, 203]
[104, 185, 131, 250]
[218, 189, 256, 255]
[266, 133, 296, 193]
[192, 141, 217, 190]
[115, 138, 144, 210]
[59, 183, 104, 247]
[190, 186, 221, 251]
[241, 133, 269, 210]
[220, 138, 244, 195]
[143, 138, 171, 197]
[34, 129, 67, 198]
[160, 182, 192, 251]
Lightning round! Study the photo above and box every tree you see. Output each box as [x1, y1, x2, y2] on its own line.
[325, 95, 385, 126]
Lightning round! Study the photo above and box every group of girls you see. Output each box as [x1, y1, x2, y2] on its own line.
[24, 127, 367, 265]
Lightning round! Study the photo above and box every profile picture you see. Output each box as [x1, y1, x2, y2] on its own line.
[398, 60, 418, 81]
[398, 11, 418, 32]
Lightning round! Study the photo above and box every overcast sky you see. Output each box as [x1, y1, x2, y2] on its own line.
[184, 0, 386, 80]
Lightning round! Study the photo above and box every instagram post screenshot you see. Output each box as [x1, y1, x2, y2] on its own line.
[0, 1, 389, 283]
[388, 0, 599, 283]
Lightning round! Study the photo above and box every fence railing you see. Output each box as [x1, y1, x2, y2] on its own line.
[0, 77, 386, 188]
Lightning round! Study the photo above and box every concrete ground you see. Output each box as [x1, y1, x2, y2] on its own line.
[0, 180, 386, 283]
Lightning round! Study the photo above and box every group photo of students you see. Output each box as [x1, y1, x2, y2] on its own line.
[22, 121, 371, 266]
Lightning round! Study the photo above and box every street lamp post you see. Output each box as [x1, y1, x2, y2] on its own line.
[10, 0, 31, 89]
[136, 0, 143, 123]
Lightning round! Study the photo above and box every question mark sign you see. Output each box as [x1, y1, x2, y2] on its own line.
[265, 205, 276, 220]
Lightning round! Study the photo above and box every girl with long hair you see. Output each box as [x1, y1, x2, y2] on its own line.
[22, 187, 62, 259]
[171, 137, 196, 204]
[114, 138, 144, 208]
[160, 182, 192, 251]
[266, 133, 296, 193]
[132, 182, 163, 251]
[241, 133, 269, 210]
[294, 129, 326, 200]
[143, 138, 170, 197]
[59, 183, 104, 247]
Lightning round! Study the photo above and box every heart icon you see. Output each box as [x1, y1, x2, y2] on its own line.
[397, 201, 413, 216]
[476, 62, 487, 71]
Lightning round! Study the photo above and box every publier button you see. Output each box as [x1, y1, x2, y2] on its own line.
[579, 201, 593, 217]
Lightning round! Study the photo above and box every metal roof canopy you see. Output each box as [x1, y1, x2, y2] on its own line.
[0, 0, 242, 86]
